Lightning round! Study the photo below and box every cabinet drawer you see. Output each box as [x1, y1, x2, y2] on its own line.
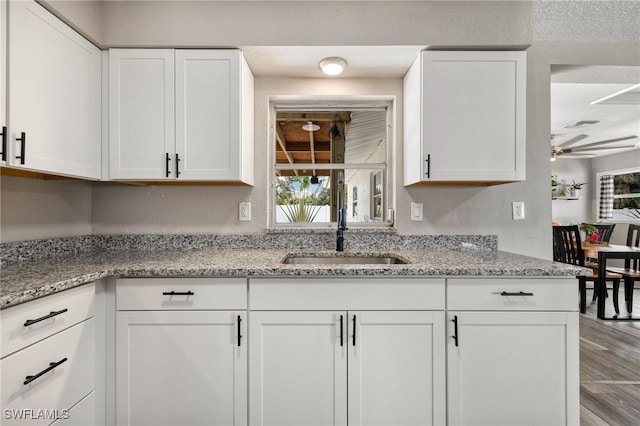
[250, 278, 445, 310]
[50, 391, 95, 426]
[1, 318, 95, 426]
[1, 284, 95, 358]
[447, 278, 576, 311]
[116, 278, 247, 310]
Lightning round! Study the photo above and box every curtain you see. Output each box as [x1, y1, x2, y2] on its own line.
[599, 174, 614, 220]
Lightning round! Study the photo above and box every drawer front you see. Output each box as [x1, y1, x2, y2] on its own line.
[447, 278, 577, 311]
[1, 318, 95, 426]
[116, 278, 247, 310]
[1, 284, 95, 358]
[250, 278, 445, 310]
[49, 391, 95, 426]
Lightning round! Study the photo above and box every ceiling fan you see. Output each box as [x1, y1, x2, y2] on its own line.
[550, 133, 639, 160]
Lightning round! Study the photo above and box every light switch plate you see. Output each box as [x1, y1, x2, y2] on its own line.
[239, 202, 251, 221]
[411, 202, 423, 221]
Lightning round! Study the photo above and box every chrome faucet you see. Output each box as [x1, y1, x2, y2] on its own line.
[336, 175, 347, 251]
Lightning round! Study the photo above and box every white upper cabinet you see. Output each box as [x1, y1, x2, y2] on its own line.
[109, 49, 175, 180]
[7, 0, 101, 179]
[404, 50, 526, 185]
[109, 49, 254, 183]
[1, 0, 6, 166]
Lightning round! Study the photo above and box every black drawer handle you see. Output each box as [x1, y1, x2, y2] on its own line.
[24, 309, 68, 327]
[501, 291, 534, 297]
[237, 315, 242, 347]
[24, 358, 68, 385]
[165, 152, 171, 177]
[162, 291, 194, 296]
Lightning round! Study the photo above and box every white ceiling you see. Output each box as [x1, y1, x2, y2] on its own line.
[550, 66, 640, 159]
[241, 46, 424, 78]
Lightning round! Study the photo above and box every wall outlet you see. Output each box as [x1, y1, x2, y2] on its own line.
[411, 202, 423, 221]
[239, 202, 251, 221]
[512, 201, 525, 220]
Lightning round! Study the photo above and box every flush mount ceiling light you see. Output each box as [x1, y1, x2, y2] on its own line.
[319, 57, 347, 76]
[302, 121, 320, 131]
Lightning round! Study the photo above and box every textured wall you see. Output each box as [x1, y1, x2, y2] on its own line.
[0, 176, 93, 242]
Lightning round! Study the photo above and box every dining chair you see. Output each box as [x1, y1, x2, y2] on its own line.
[552, 225, 622, 314]
[606, 224, 640, 314]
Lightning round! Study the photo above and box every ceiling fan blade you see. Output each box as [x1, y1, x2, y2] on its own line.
[569, 135, 638, 150]
[570, 144, 637, 152]
[554, 134, 589, 148]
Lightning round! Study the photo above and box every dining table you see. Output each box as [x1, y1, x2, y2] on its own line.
[582, 242, 640, 320]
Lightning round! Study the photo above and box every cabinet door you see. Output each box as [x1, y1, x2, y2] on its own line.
[249, 311, 347, 426]
[109, 49, 175, 180]
[1, 0, 6, 166]
[8, 0, 101, 179]
[175, 50, 241, 180]
[116, 311, 247, 426]
[447, 311, 579, 426]
[421, 50, 525, 182]
[348, 311, 446, 426]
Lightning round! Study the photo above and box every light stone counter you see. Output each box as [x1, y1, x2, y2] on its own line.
[1, 244, 589, 309]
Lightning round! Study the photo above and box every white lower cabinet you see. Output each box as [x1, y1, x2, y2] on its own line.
[115, 278, 247, 426]
[446, 278, 580, 426]
[349, 311, 445, 426]
[50, 391, 96, 426]
[104, 276, 578, 425]
[248, 278, 447, 426]
[0, 284, 96, 426]
[249, 310, 445, 426]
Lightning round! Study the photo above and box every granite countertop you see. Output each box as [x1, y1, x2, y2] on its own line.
[1, 247, 589, 310]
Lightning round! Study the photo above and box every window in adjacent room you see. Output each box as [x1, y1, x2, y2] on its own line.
[597, 168, 640, 221]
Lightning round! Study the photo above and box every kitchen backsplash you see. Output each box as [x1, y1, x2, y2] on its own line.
[0, 231, 498, 264]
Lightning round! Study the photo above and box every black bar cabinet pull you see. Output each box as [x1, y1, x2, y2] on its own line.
[165, 153, 171, 177]
[162, 291, 194, 296]
[501, 291, 534, 297]
[16, 132, 26, 164]
[237, 315, 242, 347]
[24, 309, 68, 327]
[24, 358, 68, 385]
[175, 153, 181, 178]
[339, 315, 344, 347]
[425, 154, 431, 178]
[1, 126, 6, 161]
[352, 315, 357, 346]
[451, 315, 459, 347]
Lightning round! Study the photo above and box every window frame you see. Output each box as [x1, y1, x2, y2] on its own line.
[596, 166, 640, 223]
[269, 97, 394, 228]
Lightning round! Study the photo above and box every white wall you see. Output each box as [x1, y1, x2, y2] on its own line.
[551, 158, 592, 226]
[0, 175, 93, 242]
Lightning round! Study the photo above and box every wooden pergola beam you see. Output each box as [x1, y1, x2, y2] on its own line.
[275, 123, 298, 176]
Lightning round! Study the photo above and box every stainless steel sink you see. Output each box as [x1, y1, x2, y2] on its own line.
[282, 255, 407, 265]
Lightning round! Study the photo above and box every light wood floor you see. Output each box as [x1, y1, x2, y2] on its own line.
[580, 287, 640, 426]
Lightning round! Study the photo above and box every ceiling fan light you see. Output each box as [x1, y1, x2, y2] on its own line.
[302, 121, 320, 131]
[319, 57, 347, 76]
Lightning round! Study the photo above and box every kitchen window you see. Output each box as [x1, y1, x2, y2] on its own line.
[271, 101, 391, 226]
[597, 168, 640, 221]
